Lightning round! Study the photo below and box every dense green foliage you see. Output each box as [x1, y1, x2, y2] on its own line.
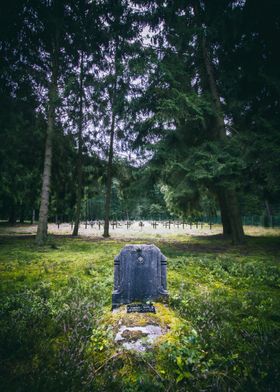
[0, 234, 279, 391]
[1, 0, 280, 239]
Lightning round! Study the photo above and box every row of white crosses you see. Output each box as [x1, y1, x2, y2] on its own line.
[63, 220, 213, 230]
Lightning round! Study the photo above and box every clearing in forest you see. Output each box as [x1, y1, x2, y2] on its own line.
[0, 232, 279, 391]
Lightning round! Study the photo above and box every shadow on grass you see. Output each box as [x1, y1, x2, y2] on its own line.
[0, 232, 279, 258]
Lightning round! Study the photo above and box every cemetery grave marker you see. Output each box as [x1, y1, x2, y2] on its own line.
[112, 244, 168, 309]
[111, 221, 117, 230]
[126, 221, 131, 229]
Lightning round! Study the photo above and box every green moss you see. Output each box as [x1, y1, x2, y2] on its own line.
[0, 234, 280, 391]
[121, 329, 148, 341]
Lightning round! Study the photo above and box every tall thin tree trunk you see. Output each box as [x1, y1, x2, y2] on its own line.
[31, 209, 35, 224]
[8, 199, 16, 225]
[103, 111, 116, 238]
[19, 203, 25, 224]
[103, 38, 119, 238]
[36, 53, 58, 245]
[264, 199, 272, 227]
[200, 27, 245, 244]
[72, 52, 84, 236]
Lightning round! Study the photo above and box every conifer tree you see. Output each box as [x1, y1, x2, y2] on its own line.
[36, 0, 66, 244]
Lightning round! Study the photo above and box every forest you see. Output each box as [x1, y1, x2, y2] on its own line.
[0, 1, 280, 391]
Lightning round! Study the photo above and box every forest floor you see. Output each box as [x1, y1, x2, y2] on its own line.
[0, 228, 279, 391]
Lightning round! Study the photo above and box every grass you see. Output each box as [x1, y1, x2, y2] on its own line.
[0, 233, 279, 391]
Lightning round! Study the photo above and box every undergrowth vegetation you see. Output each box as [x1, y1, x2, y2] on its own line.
[0, 235, 279, 391]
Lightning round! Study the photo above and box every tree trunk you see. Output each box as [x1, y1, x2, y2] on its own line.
[103, 38, 119, 238]
[199, 25, 245, 244]
[31, 209, 35, 224]
[263, 199, 272, 227]
[8, 200, 16, 225]
[103, 111, 116, 238]
[36, 52, 58, 245]
[200, 34, 226, 141]
[217, 190, 231, 236]
[72, 51, 84, 236]
[19, 203, 25, 224]
[265, 200, 272, 217]
[224, 189, 245, 244]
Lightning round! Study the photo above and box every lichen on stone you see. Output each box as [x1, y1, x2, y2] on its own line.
[100, 303, 186, 352]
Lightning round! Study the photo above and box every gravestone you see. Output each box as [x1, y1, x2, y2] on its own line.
[126, 221, 131, 229]
[112, 244, 168, 309]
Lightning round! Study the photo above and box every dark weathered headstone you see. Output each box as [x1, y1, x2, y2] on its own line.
[112, 244, 168, 309]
